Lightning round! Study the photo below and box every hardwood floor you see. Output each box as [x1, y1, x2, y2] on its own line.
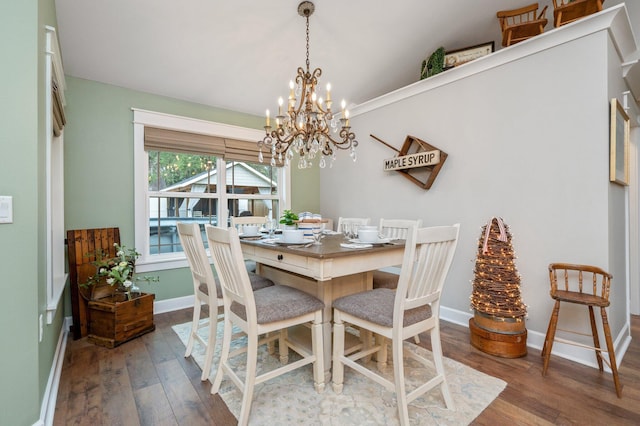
[54, 309, 640, 425]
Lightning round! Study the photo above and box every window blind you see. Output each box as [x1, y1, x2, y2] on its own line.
[144, 126, 278, 165]
[52, 81, 66, 137]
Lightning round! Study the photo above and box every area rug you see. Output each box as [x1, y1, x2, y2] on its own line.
[173, 321, 506, 425]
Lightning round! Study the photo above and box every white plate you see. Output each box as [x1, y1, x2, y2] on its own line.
[349, 238, 391, 245]
[239, 234, 262, 240]
[275, 238, 314, 245]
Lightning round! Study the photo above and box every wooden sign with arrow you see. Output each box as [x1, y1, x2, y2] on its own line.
[371, 134, 448, 190]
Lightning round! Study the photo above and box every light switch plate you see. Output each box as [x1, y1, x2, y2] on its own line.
[0, 196, 13, 223]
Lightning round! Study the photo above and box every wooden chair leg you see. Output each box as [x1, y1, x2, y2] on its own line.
[237, 332, 259, 426]
[200, 317, 217, 381]
[392, 334, 410, 426]
[332, 314, 346, 394]
[601, 307, 622, 398]
[588, 305, 604, 371]
[185, 302, 202, 357]
[542, 301, 561, 376]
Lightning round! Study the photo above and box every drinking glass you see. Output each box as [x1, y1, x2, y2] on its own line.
[312, 223, 325, 245]
[341, 222, 351, 239]
[266, 218, 276, 238]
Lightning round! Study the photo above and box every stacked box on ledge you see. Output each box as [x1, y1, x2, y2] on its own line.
[88, 292, 155, 348]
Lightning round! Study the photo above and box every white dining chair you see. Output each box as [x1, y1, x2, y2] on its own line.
[177, 222, 274, 381]
[206, 225, 326, 425]
[332, 224, 460, 425]
[230, 215, 268, 231]
[177, 222, 222, 381]
[373, 218, 423, 290]
[230, 215, 269, 273]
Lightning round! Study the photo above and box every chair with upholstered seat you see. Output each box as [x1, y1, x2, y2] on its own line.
[230, 215, 269, 273]
[552, 0, 604, 27]
[542, 263, 622, 397]
[230, 215, 268, 232]
[496, 3, 548, 47]
[332, 224, 460, 425]
[206, 225, 326, 425]
[372, 218, 423, 290]
[177, 222, 274, 381]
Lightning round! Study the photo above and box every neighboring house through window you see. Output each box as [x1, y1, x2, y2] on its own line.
[133, 109, 289, 272]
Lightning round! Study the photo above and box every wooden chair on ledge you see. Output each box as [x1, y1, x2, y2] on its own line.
[497, 3, 549, 47]
[552, 0, 604, 27]
[542, 263, 622, 397]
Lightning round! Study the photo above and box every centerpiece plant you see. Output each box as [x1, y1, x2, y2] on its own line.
[279, 209, 299, 228]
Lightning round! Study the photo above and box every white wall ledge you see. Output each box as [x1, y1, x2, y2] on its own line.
[351, 4, 637, 118]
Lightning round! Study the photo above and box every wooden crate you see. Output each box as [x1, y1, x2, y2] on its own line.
[88, 292, 155, 348]
[469, 316, 527, 358]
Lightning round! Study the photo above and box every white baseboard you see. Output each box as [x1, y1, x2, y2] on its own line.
[154, 294, 195, 314]
[440, 305, 630, 371]
[35, 316, 72, 426]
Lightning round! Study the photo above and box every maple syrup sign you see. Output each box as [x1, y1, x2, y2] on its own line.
[371, 134, 448, 190]
[383, 149, 441, 171]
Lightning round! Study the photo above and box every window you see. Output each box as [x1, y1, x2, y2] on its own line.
[133, 109, 289, 272]
[45, 26, 67, 324]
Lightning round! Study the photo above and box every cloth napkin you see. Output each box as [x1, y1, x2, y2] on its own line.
[340, 243, 373, 249]
[260, 238, 280, 245]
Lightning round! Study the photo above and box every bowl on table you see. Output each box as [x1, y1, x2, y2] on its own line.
[282, 229, 305, 244]
[242, 225, 260, 236]
[357, 229, 379, 243]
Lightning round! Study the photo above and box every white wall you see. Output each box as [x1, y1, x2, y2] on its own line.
[320, 7, 638, 366]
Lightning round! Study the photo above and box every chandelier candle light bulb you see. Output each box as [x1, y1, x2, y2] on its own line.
[258, 1, 357, 169]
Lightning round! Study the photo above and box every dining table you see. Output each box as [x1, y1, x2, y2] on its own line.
[239, 232, 405, 379]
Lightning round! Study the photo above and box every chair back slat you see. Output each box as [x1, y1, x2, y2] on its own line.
[379, 218, 422, 240]
[177, 222, 216, 297]
[548, 263, 612, 300]
[230, 216, 268, 230]
[395, 224, 460, 317]
[206, 225, 257, 318]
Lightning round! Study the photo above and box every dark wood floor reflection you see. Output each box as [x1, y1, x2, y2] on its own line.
[54, 307, 640, 425]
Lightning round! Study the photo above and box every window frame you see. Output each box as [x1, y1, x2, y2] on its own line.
[133, 109, 290, 272]
[45, 26, 67, 324]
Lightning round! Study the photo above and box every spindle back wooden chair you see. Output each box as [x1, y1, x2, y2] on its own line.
[542, 263, 621, 397]
[496, 3, 548, 47]
[552, 0, 604, 27]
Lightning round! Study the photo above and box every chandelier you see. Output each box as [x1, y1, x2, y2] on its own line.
[258, 1, 358, 169]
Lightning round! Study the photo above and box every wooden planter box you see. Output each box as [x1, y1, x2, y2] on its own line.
[88, 292, 155, 348]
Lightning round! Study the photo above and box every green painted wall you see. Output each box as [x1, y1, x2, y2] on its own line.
[64, 77, 320, 304]
[0, 1, 64, 424]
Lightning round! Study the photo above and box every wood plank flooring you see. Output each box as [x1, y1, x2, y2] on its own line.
[54, 308, 640, 425]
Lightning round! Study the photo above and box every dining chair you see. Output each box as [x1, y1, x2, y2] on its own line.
[206, 225, 326, 425]
[542, 263, 622, 397]
[230, 215, 268, 232]
[373, 219, 423, 290]
[177, 222, 274, 381]
[230, 215, 269, 272]
[332, 224, 460, 425]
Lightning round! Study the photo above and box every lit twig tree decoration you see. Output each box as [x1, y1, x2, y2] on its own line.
[470, 217, 527, 320]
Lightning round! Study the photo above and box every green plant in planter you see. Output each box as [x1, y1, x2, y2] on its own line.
[420, 46, 445, 80]
[279, 209, 299, 226]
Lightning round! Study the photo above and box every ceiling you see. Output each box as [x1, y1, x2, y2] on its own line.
[54, 0, 636, 118]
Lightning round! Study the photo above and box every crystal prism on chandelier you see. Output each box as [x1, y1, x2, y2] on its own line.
[258, 1, 358, 169]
